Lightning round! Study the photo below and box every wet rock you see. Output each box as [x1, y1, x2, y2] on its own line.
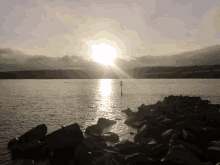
[124, 153, 153, 165]
[10, 159, 34, 165]
[121, 108, 134, 117]
[124, 118, 136, 127]
[84, 134, 108, 150]
[113, 140, 140, 155]
[8, 138, 20, 149]
[162, 144, 202, 164]
[90, 149, 125, 165]
[85, 124, 102, 135]
[134, 124, 166, 143]
[8, 124, 47, 149]
[102, 132, 119, 143]
[72, 144, 92, 165]
[49, 147, 75, 165]
[97, 118, 117, 128]
[160, 129, 174, 142]
[145, 142, 169, 160]
[45, 123, 84, 151]
[11, 139, 49, 160]
[202, 146, 220, 163]
[18, 124, 47, 144]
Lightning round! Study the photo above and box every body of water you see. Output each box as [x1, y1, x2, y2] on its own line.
[0, 79, 220, 164]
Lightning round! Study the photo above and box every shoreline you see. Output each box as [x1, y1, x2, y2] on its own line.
[6, 95, 220, 164]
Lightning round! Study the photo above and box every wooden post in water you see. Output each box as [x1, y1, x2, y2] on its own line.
[120, 81, 123, 96]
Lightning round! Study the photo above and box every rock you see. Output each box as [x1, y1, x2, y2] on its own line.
[181, 129, 205, 147]
[45, 123, 84, 151]
[134, 124, 166, 143]
[145, 143, 169, 159]
[84, 134, 107, 150]
[124, 118, 136, 127]
[90, 149, 125, 165]
[102, 132, 119, 143]
[97, 118, 117, 128]
[121, 108, 134, 117]
[124, 153, 153, 165]
[18, 124, 47, 144]
[85, 124, 102, 135]
[49, 147, 75, 165]
[202, 146, 220, 163]
[10, 159, 34, 165]
[162, 144, 202, 164]
[8, 124, 47, 149]
[11, 139, 50, 160]
[113, 140, 140, 155]
[138, 104, 152, 116]
[130, 132, 135, 135]
[72, 144, 92, 165]
[8, 137, 20, 149]
[160, 129, 174, 142]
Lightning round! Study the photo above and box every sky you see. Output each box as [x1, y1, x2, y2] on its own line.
[0, 0, 220, 71]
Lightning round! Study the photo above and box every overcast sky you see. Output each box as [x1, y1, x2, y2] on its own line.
[0, 0, 220, 71]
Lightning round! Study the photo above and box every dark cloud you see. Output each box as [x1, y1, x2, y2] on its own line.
[0, 47, 87, 71]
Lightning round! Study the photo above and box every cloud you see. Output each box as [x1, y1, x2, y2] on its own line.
[0, 47, 88, 71]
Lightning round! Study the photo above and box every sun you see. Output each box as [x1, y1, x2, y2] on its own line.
[91, 43, 118, 66]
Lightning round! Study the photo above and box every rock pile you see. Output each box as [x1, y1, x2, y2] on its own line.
[7, 95, 220, 164]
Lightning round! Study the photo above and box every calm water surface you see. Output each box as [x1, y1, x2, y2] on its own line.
[0, 79, 220, 164]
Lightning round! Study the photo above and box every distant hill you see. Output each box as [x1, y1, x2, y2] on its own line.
[126, 64, 220, 78]
[0, 64, 220, 79]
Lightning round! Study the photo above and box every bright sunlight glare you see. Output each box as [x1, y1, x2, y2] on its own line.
[91, 43, 118, 66]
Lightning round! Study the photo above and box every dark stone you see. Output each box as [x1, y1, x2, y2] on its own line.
[85, 124, 102, 135]
[97, 118, 117, 128]
[124, 153, 153, 165]
[202, 147, 220, 163]
[134, 124, 166, 143]
[11, 139, 50, 160]
[45, 123, 84, 151]
[8, 137, 19, 149]
[90, 149, 125, 165]
[113, 140, 140, 155]
[162, 144, 202, 164]
[121, 108, 134, 117]
[49, 147, 75, 165]
[160, 129, 174, 142]
[145, 143, 169, 159]
[72, 144, 93, 165]
[8, 124, 47, 150]
[18, 124, 47, 144]
[102, 132, 119, 143]
[84, 134, 108, 150]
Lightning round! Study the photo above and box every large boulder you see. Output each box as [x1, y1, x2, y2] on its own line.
[45, 123, 84, 151]
[145, 142, 169, 160]
[97, 118, 117, 128]
[90, 149, 125, 165]
[124, 153, 153, 165]
[8, 124, 47, 149]
[85, 124, 102, 135]
[162, 144, 202, 164]
[113, 140, 140, 155]
[134, 124, 166, 143]
[8, 138, 20, 150]
[11, 139, 49, 160]
[84, 134, 108, 150]
[102, 132, 119, 143]
[121, 108, 134, 117]
[19, 124, 47, 143]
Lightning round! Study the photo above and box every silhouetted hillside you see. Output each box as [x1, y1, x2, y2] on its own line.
[126, 64, 220, 78]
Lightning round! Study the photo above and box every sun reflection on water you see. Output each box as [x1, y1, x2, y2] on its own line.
[99, 79, 112, 96]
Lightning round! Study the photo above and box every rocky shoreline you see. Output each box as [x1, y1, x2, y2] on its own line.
[7, 95, 220, 165]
